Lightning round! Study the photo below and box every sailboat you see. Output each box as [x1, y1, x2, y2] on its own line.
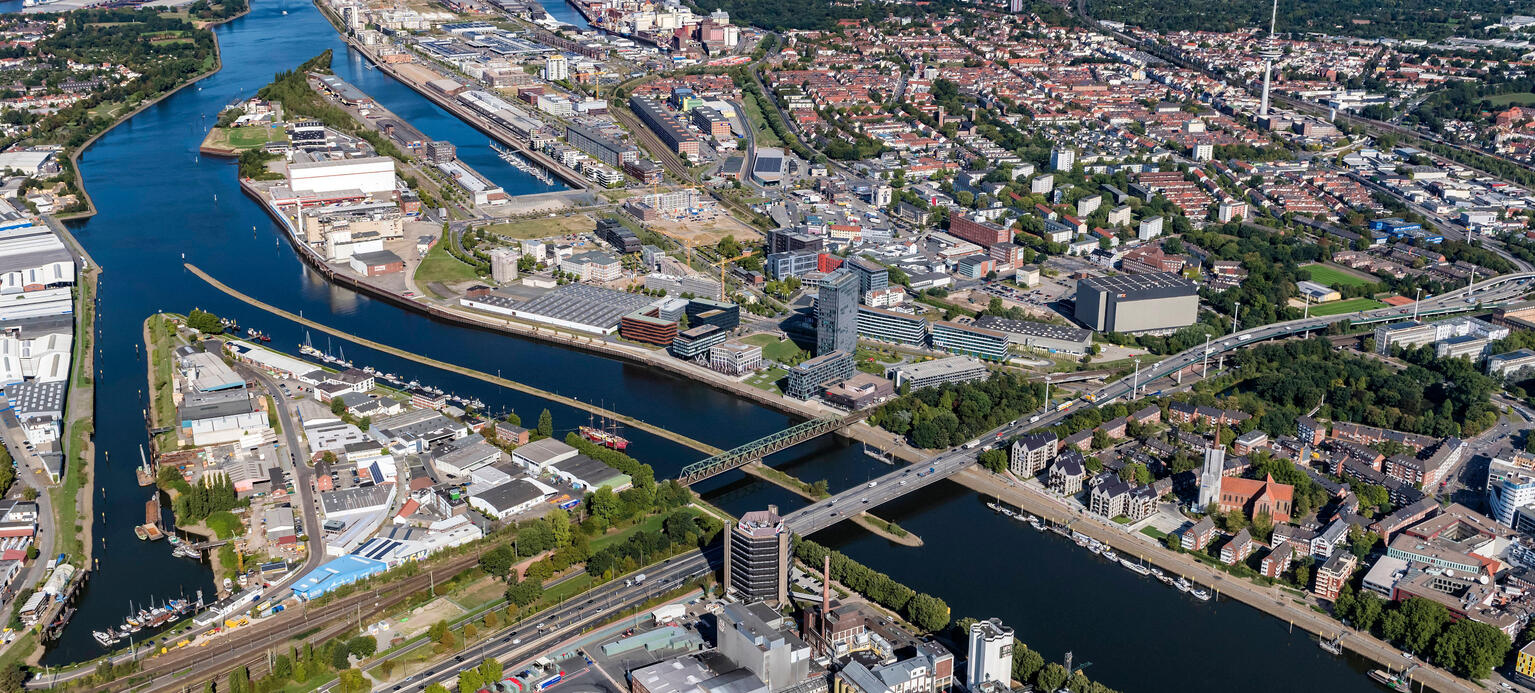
[580, 403, 629, 450]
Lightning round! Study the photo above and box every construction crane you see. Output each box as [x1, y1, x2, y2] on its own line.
[570, 71, 604, 99]
[710, 250, 752, 301]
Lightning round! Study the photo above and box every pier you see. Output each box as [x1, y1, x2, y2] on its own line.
[184, 262, 725, 456]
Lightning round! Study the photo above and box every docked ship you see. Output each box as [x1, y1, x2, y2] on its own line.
[580, 411, 629, 450]
[135, 495, 164, 541]
[1368, 669, 1411, 692]
[135, 445, 155, 487]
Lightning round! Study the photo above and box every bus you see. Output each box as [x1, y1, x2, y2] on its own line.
[537, 673, 565, 690]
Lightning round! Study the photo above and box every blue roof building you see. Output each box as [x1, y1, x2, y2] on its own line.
[291, 555, 388, 600]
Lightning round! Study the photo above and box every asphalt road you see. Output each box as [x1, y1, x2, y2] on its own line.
[372, 550, 716, 693]
[31, 366, 324, 687]
[787, 270, 1535, 536]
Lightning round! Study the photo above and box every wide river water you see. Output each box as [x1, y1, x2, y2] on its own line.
[37, 3, 1382, 691]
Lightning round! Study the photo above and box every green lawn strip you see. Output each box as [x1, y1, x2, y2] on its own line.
[52, 418, 93, 560]
[414, 241, 480, 285]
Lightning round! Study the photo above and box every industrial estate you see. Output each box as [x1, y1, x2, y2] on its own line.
[13, 0, 1535, 692]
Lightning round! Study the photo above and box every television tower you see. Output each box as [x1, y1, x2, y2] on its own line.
[1258, 0, 1282, 117]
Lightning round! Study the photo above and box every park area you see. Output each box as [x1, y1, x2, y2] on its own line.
[414, 241, 479, 288]
[1308, 297, 1387, 316]
[741, 333, 809, 363]
[1301, 263, 1373, 288]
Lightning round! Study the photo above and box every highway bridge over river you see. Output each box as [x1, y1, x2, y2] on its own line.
[765, 271, 1535, 537]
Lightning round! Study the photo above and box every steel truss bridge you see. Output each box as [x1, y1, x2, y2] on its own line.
[677, 412, 866, 485]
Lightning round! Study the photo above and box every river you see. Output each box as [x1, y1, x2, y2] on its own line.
[41, 3, 1379, 691]
[537, 0, 594, 31]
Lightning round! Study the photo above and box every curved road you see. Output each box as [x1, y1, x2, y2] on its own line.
[787, 269, 1535, 535]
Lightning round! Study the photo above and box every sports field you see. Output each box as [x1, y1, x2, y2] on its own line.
[1301, 263, 1371, 288]
[1308, 297, 1386, 316]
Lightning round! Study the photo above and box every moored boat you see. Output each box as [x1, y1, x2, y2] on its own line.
[1368, 669, 1410, 692]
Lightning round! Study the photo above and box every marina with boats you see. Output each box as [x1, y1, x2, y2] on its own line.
[988, 501, 1212, 601]
[298, 334, 485, 410]
[91, 594, 200, 649]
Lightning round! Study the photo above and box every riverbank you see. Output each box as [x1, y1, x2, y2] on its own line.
[740, 461, 922, 547]
[48, 215, 99, 567]
[186, 262, 727, 456]
[59, 6, 248, 221]
[315, 4, 588, 191]
[205, 180, 918, 461]
[954, 466, 1476, 693]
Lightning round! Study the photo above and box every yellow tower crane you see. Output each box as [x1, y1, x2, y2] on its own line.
[710, 250, 753, 301]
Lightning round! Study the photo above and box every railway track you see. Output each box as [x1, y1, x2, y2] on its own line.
[60, 550, 485, 693]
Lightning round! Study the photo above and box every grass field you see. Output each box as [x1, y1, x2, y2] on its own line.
[1485, 92, 1535, 107]
[744, 367, 787, 394]
[413, 241, 480, 285]
[202, 125, 282, 151]
[741, 334, 806, 363]
[1309, 297, 1387, 316]
[739, 94, 784, 148]
[485, 215, 595, 240]
[1301, 263, 1372, 288]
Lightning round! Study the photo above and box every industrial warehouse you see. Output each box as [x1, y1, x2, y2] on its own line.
[1073, 272, 1198, 333]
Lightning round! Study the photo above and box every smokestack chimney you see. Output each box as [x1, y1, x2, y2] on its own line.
[820, 554, 831, 654]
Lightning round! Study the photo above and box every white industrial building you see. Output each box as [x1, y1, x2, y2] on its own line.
[0, 225, 75, 293]
[187, 410, 274, 448]
[285, 156, 397, 195]
[966, 619, 1013, 690]
[0, 332, 70, 385]
[0, 288, 71, 323]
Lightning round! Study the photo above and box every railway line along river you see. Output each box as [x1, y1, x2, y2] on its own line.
[43, 2, 1382, 691]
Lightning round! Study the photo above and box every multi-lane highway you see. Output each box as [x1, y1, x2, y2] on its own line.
[787, 270, 1535, 536]
[379, 549, 717, 693]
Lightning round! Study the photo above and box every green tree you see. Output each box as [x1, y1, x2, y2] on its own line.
[1012, 644, 1044, 683]
[228, 665, 251, 693]
[1036, 663, 1068, 692]
[978, 448, 1008, 474]
[337, 669, 369, 693]
[479, 545, 515, 579]
[331, 641, 352, 670]
[426, 685, 451, 693]
[538, 409, 553, 438]
[347, 635, 377, 659]
[904, 593, 950, 632]
[1117, 462, 1150, 486]
[479, 657, 504, 684]
[1398, 597, 1451, 654]
[1353, 591, 1385, 632]
[185, 309, 224, 334]
[458, 668, 485, 693]
[1434, 618, 1511, 679]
